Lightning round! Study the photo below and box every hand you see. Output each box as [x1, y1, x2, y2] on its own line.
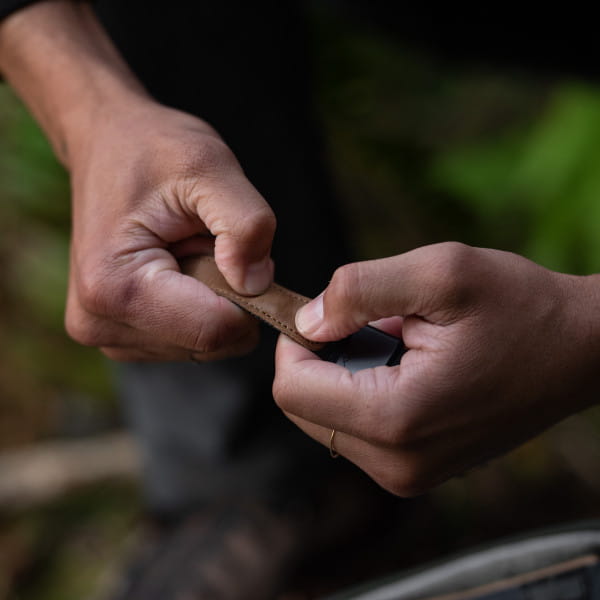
[274, 243, 600, 495]
[65, 100, 275, 361]
[0, 2, 275, 362]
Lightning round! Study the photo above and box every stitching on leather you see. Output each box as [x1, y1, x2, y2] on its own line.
[200, 258, 311, 306]
[270, 283, 312, 305]
[211, 285, 322, 350]
[192, 257, 322, 350]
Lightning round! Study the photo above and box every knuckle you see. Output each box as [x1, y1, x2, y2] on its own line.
[271, 379, 285, 408]
[427, 242, 476, 302]
[65, 309, 105, 347]
[385, 478, 423, 498]
[185, 324, 222, 355]
[231, 205, 276, 244]
[329, 263, 361, 306]
[378, 474, 407, 497]
[179, 136, 238, 176]
[75, 270, 106, 315]
[377, 460, 431, 498]
[100, 347, 126, 361]
[322, 264, 365, 336]
[101, 347, 141, 362]
[76, 265, 140, 321]
[179, 297, 256, 355]
[370, 421, 407, 448]
[250, 205, 277, 237]
[272, 376, 294, 411]
[197, 326, 260, 360]
[181, 310, 229, 354]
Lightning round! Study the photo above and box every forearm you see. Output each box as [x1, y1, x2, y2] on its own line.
[0, 0, 150, 166]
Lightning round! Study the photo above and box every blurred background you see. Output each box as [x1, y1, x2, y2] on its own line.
[3, 4, 600, 599]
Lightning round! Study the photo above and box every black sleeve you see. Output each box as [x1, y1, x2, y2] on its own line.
[0, 0, 42, 21]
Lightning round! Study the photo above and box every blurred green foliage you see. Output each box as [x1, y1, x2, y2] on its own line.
[0, 86, 115, 450]
[314, 12, 600, 275]
[0, 483, 139, 600]
[432, 85, 600, 273]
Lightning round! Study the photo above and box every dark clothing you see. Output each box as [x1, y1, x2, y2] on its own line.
[0, 0, 36, 20]
[343, 3, 600, 80]
[2, 1, 598, 80]
[93, 0, 348, 296]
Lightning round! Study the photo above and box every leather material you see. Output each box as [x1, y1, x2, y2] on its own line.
[181, 256, 324, 352]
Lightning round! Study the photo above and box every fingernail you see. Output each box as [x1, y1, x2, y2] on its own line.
[296, 293, 324, 336]
[243, 259, 272, 295]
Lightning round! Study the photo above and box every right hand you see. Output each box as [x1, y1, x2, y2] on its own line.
[65, 99, 276, 361]
[274, 243, 600, 495]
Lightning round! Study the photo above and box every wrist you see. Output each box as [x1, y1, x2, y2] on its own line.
[61, 85, 154, 168]
[0, 1, 151, 166]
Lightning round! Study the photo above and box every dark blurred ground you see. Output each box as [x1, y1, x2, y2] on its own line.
[2, 8, 600, 600]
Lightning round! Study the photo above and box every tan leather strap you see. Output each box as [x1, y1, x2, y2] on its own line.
[181, 256, 324, 352]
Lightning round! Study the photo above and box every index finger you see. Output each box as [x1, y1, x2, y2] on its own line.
[273, 334, 406, 444]
[191, 168, 276, 295]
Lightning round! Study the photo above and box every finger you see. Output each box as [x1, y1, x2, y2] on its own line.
[81, 249, 260, 354]
[67, 286, 260, 358]
[169, 235, 215, 258]
[188, 330, 259, 361]
[193, 169, 276, 295]
[101, 330, 259, 362]
[400, 315, 441, 351]
[65, 302, 175, 349]
[283, 412, 420, 496]
[274, 334, 405, 443]
[136, 264, 259, 352]
[369, 316, 404, 338]
[295, 242, 476, 341]
[284, 411, 365, 460]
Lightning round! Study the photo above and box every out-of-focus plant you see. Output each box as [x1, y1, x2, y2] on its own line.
[0, 87, 114, 449]
[312, 11, 551, 260]
[431, 84, 600, 274]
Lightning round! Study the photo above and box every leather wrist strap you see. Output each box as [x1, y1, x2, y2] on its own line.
[181, 255, 324, 352]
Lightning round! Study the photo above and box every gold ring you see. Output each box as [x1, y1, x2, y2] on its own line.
[329, 428, 339, 459]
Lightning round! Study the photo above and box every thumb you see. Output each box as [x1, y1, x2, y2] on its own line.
[295, 259, 402, 342]
[296, 243, 472, 342]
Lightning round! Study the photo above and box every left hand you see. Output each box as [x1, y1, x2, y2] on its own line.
[273, 243, 600, 496]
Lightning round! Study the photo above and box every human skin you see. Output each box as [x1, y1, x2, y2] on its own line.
[273, 242, 600, 496]
[0, 0, 275, 361]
